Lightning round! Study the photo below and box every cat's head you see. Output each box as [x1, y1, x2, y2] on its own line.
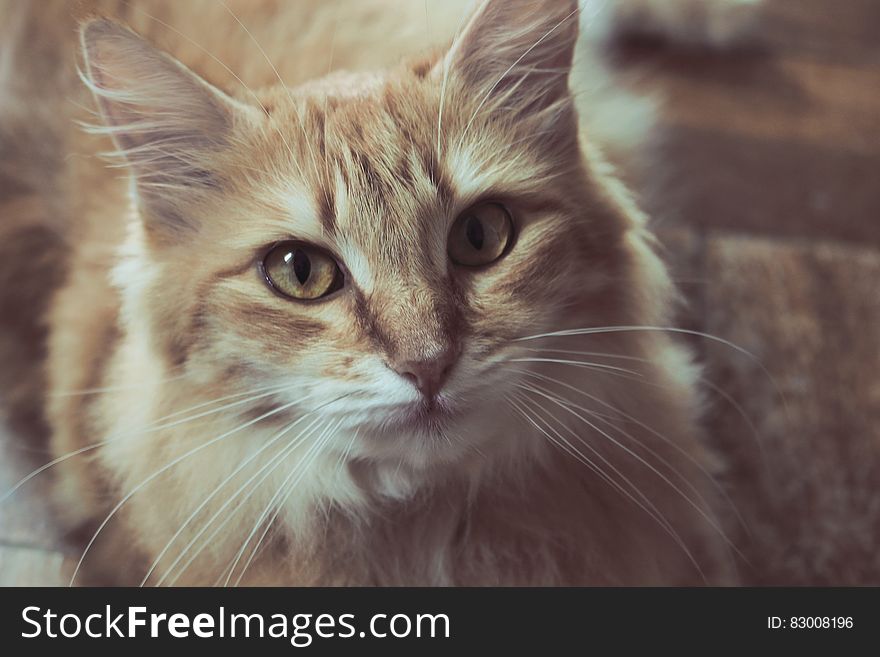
[81, 0, 662, 475]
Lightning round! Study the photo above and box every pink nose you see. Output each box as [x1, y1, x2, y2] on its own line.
[390, 347, 458, 399]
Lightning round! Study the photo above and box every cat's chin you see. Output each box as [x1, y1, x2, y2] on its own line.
[382, 396, 460, 432]
[347, 394, 524, 476]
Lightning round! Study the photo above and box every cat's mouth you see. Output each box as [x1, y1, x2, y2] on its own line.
[382, 395, 460, 433]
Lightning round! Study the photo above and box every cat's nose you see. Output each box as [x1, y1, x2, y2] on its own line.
[390, 346, 459, 399]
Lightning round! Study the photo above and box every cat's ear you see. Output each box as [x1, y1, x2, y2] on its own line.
[445, 0, 579, 116]
[80, 19, 254, 239]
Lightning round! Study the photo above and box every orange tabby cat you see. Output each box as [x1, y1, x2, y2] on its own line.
[0, 0, 762, 585]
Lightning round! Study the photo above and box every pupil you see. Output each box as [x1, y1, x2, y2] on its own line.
[292, 249, 311, 284]
[466, 216, 484, 250]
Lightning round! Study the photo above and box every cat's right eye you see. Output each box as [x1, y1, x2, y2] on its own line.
[261, 241, 344, 301]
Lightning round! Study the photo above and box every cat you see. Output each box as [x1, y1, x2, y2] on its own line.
[0, 0, 762, 585]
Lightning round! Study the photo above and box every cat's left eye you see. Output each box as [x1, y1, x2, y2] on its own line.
[448, 202, 513, 267]
[261, 241, 344, 301]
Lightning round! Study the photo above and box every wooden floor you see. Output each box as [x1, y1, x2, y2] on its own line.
[622, 0, 880, 584]
[1, 0, 878, 585]
[628, 0, 880, 245]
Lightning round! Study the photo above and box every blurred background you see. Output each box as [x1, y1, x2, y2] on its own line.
[1, 0, 878, 584]
[622, 0, 880, 584]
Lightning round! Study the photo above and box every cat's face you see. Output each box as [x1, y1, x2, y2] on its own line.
[85, 0, 635, 470]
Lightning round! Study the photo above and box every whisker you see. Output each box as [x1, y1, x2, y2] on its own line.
[506, 391, 705, 581]
[50, 372, 191, 397]
[516, 325, 760, 360]
[515, 325, 789, 411]
[521, 374, 714, 501]
[156, 413, 330, 587]
[142, 412, 322, 586]
[436, 0, 473, 158]
[509, 390, 679, 542]
[517, 381, 742, 560]
[68, 392, 328, 586]
[220, 418, 342, 586]
[166, 405, 351, 586]
[1, 380, 301, 505]
[509, 357, 644, 377]
[527, 372, 723, 507]
[520, 346, 644, 360]
[512, 356, 760, 536]
[333, 427, 360, 479]
[518, 344, 767, 458]
[699, 376, 768, 469]
[232, 423, 341, 586]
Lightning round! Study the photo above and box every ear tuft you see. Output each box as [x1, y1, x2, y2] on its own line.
[80, 18, 246, 237]
[448, 0, 580, 116]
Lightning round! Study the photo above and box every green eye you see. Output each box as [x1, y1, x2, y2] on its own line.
[261, 241, 344, 300]
[448, 202, 513, 267]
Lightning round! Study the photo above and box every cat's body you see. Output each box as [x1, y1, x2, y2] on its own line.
[0, 0, 760, 585]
